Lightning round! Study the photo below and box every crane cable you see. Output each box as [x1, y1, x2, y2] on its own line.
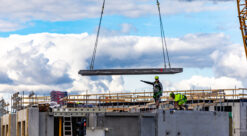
[90, 0, 105, 70]
[90, 0, 171, 70]
[156, 0, 171, 68]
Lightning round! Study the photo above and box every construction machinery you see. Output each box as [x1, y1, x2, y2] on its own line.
[237, 0, 247, 59]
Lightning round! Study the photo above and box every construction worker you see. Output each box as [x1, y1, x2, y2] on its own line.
[141, 76, 163, 109]
[169, 92, 187, 110]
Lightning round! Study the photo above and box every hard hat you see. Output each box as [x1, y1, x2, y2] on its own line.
[155, 76, 159, 80]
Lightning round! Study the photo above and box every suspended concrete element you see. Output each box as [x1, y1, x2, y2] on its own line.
[79, 68, 183, 76]
[79, 0, 183, 76]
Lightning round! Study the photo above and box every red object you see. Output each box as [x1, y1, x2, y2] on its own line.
[50, 91, 68, 105]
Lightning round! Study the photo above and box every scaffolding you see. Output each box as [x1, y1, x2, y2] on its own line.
[59, 88, 247, 112]
[10, 88, 247, 113]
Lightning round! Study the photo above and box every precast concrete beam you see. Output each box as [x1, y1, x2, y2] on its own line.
[79, 68, 183, 76]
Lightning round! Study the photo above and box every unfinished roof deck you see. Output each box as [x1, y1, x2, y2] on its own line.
[78, 68, 183, 76]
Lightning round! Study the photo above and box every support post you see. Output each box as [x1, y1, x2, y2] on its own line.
[59, 117, 62, 136]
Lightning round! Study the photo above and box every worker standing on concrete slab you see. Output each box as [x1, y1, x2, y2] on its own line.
[141, 76, 163, 109]
[170, 92, 187, 110]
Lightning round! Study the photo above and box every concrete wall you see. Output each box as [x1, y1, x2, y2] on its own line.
[16, 108, 54, 136]
[28, 108, 39, 136]
[1, 114, 16, 136]
[89, 113, 97, 128]
[239, 102, 247, 136]
[157, 110, 229, 136]
[17, 108, 39, 136]
[87, 128, 105, 136]
[95, 110, 229, 136]
[140, 114, 155, 136]
[102, 113, 140, 136]
[231, 102, 247, 136]
[0, 107, 233, 136]
[39, 112, 54, 136]
[231, 103, 243, 136]
[16, 108, 29, 136]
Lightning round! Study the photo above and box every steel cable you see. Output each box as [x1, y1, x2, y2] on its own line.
[90, 0, 106, 70]
[157, 0, 171, 68]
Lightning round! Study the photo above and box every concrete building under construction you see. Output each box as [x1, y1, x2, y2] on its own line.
[0, 88, 246, 136]
[0, 0, 245, 135]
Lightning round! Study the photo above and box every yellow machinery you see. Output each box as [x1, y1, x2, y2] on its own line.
[237, 0, 247, 59]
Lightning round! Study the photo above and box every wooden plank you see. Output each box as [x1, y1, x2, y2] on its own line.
[63, 98, 127, 102]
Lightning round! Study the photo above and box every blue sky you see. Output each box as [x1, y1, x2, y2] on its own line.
[0, 2, 240, 43]
[0, 0, 246, 96]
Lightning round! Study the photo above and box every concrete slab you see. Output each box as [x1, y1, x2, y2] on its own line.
[79, 68, 183, 76]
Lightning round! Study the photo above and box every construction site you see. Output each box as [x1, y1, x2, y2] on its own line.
[0, 88, 246, 136]
[0, 0, 247, 136]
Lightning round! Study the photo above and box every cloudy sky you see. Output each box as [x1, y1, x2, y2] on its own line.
[0, 0, 245, 98]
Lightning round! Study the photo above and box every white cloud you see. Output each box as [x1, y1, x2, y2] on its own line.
[0, 32, 244, 97]
[121, 23, 136, 34]
[0, 0, 233, 31]
[165, 75, 243, 90]
[211, 43, 247, 79]
[0, 20, 23, 32]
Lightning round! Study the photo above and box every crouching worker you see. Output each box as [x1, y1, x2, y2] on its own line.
[169, 92, 187, 110]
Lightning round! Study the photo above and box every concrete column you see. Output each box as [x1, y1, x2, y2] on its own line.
[239, 102, 247, 136]
[39, 112, 54, 136]
[28, 108, 39, 136]
[89, 113, 97, 128]
[232, 103, 241, 136]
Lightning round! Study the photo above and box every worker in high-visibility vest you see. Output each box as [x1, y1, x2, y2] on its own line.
[170, 92, 187, 110]
[141, 76, 163, 109]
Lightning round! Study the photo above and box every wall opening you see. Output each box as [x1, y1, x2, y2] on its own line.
[2, 125, 5, 136]
[17, 122, 21, 136]
[22, 121, 25, 136]
[6, 125, 8, 136]
[2, 125, 6, 136]
[214, 106, 232, 112]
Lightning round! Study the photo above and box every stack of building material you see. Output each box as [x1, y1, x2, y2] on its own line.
[50, 91, 68, 105]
